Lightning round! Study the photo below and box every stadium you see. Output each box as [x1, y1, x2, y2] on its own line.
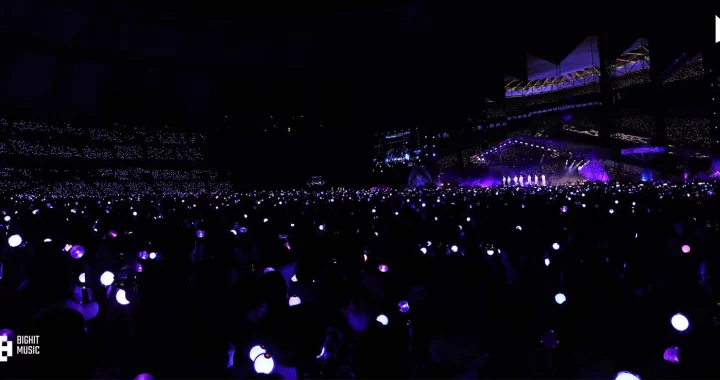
[431, 34, 719, 187]
[2, 4, 720, 380]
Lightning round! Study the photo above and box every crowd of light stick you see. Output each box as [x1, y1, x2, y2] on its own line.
[0, 141, 204, 162]
[1, 119, 206, 145]
[7, 181, 234, 200]
[561, 114, 712, 147]
[612, 70, 651, 90]
[0, 168, 227, 199]
[615, 115, 655, 137]
[0, 119, 206, 161]
[666, 117, 712, 148]
[664, 58, 704, 84]
[0, 181, 717, 379]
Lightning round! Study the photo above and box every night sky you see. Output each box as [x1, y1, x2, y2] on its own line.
[0, 0, 712, 184]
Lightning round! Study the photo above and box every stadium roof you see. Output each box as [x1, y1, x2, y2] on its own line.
[471, 136, 615, 163]
[506, 37, 649, 97]
[612, 39, 649, 72]
[622, 38, 647, 55]
[527, 55, 559, 81]
[505, 67, 599, 95]
[559, 36, 599, 75]
[528, 36, 599, 80]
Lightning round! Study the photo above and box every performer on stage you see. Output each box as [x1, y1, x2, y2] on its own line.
[541, 174, 546, 186]
[513, 176, 518, 186]
[527, 175, 531, 186]
[502, 176, 506, 186]
[519, 176, 524, 187]
[534, 175, 539, 186]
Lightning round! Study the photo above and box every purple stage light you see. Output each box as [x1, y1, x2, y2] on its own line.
[450, 245, 459, 253]
[196, 230, 205, 238]
[379, 264, 389, 273]
[264, 267, 275, 274]
[109, 230, 117, 239]
[134, 374, 154, 380]
[398, 300, 410, 313]
[69, 245, 85, 259]
[681, 245, 691, 254]
[149, 252, 157, 260]
[137, 251, 149, 260]
[560, 206, 568, 213]
[554, 293, 567, 305]
[552, 243, 560, 250]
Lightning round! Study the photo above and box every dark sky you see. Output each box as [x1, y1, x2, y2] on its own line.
[0, 0, 711, 132]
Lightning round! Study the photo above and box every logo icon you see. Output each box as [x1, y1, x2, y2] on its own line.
[0, 335, 13, 362]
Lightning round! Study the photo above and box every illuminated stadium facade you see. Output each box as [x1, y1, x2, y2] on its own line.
[456, 34, 720, 183]
[374, 127, 421, 167]
[399, 32, 718, 185]
[496, 35, 713, 150]
[504, 37, 649, 98]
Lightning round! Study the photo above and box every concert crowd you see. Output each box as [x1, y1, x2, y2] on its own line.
[0, 120, 206, 162]
[0, 181, 719, 379]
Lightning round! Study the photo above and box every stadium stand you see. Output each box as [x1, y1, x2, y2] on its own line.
[0, 119, 232, 197]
